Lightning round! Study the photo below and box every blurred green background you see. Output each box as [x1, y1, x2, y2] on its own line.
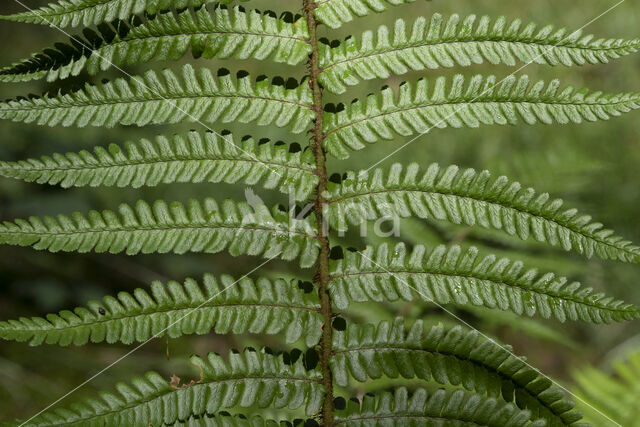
[0, 0, 639, 423]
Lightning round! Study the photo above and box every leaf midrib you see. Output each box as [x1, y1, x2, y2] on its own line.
[0, 222, 317, 240]
[323, 96, 640, 138]
[327, 188, 640, 258]
[7, 301, 320, 334]
[2, 92, 313, 113]
[330, 269, 637, 315]
[1, 155, 316, 175]
[320, 37, 638, 72]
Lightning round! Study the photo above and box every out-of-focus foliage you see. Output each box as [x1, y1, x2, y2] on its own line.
[573, 348, 640, 426]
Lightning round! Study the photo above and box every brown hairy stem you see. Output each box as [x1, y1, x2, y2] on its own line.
[302, 0, 334, 424]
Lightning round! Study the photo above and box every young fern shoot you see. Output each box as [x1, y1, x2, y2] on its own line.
[0, 0, 639, 425]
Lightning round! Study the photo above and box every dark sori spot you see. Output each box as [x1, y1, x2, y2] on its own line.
[289, 142, 302, 153]
[332, 317, 346, 331]
[333, 397, 346, 410]
[283, 349, 302, 365]
[329, 173, 342, 183]
[329, 246, 344, 260]
[303, 348, 319, 370]
[297, 280, 314, 293]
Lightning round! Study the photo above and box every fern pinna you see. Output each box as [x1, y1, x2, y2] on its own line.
[0, 0, 639, 425]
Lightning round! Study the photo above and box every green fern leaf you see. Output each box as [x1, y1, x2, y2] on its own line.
[314, 0, 429, 29]
[0, 198, 320, 267]
[335, 387, 545, 426]
[325, 163, 640, 262]
[0, 64, 314, 132]
[322, 74, 640, 158]
[331, 318, 582, 426]
[0, 0, 242, 28]
[0, 6, 311, 83]
[318, 14, 640, 94]
[0, 274, 323, 347]
[23, 350, 323, 425]
[329, 242, 640, 323]
[0, 130, 318, 201]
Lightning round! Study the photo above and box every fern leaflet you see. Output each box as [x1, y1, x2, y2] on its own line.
[0, 274, 323, 347]
[0, 0, 241, 28]
[0, 198, 320, 267]
[319, 14, 640, 94]
[335, 387, 545, 426]
[0, 6, 311, 83]
[326, 163, 640, 262]
[22, 350, 324, 425]
[329, 242, 640, 322]
[323, 74, 640, 158]
[0, 64, 314, 132]
[314, 0, 429, 29]
[332, 319, 581, 426]
[0, 130, 318, 201]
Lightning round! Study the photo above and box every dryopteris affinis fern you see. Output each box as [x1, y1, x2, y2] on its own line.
[0, 1, 639, 426]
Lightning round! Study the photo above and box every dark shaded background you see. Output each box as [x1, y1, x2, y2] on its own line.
[0, 0, 639, 422]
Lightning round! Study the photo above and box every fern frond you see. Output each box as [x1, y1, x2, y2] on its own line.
[329, 242, 640, 323]
[0, 0, 241, 28]
[0, 198, 320, 267]
[322, 74, 640, 158]
[23, 350, 324, 425]
[0, 274, 323, 347]
[0, 64, 314, 133]
[325, 163, 640, 263]
[313, 0, 428, 29]
[331, 319, 582, 426]
[0, 130, 318, 201]
[335, 387, 544, 426]
[0, 6, 311, 83]
[318, 14, 640, 94]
